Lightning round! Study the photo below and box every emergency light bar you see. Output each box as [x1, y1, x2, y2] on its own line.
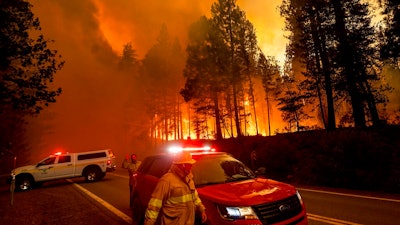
[53, 151, 69, 156]
[168, 146, 216, 153]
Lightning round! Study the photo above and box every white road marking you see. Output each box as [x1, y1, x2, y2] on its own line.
[67, 179, 132, 224]
[307, 213, 362, 225]
[298, 188, 400, 203]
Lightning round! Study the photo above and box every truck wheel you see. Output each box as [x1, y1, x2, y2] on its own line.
[84, 167, 101, 182]
[16, 175, 34, 191]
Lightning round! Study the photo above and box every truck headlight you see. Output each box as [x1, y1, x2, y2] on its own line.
[217, 205, 258, 220]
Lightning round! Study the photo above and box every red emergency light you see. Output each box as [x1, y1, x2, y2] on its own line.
[168, 146, 216, 153]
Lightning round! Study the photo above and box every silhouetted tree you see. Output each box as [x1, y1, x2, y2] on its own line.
[332, 0, 383, 127]
[281, 0, 333, 130]
[276, 59, 313, 132]
[0, 0, 64, 115]
[142, 24, 185, 141]
[119, 42, 139, 73]
[257, 52, 280, 135]
[0, 0, 63, 166]
[181, 16, 229, 140]
[281, 0, 385, 128]
[211, 0, 259, 137]
[380, 0, 400, 67]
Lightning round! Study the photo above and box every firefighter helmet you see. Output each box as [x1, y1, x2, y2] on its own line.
[173, 151, 196, 164]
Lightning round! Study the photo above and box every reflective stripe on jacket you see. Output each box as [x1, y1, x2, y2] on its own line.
[144, 165, 205, 225]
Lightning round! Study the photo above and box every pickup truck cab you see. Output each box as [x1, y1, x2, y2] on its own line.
[131, 148, 308, 225]
[11, 149, 117, 191]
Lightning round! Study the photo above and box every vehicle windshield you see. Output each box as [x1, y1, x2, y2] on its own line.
[37, 156, 56, 166]
[192, 154, 255, 186]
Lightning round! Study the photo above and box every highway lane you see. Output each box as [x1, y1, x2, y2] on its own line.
[299, 187, 400, 225]
[73, 168, 132, 220]
[72, 168, 400, 225]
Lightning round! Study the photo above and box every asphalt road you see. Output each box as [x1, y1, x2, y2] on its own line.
[75, 168, 400, 225]
[3, 168, 400, 225]
[299, 188, 400, 225]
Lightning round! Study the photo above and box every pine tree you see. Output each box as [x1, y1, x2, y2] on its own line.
[181, 16, 228, 140]
[281, 0, 384, 128]
[380, 0, 400, 67]
[257, 52, 280, 135]
[0, 0, 64, 164]
[142, 24, 185, 141]
[210, 0, 259, 137]
[0, 0, 64, 115]
[119, 43, 139, 73]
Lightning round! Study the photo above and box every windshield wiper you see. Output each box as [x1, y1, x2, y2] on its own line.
[196, 181, 224, 187]
[227, 174, 253, 182]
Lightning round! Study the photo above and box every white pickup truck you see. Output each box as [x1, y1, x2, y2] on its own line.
[10, 149, 117, 191]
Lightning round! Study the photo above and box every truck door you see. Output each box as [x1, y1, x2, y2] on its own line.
[35, 156, 57, 181]
[53, 154, 74, 178]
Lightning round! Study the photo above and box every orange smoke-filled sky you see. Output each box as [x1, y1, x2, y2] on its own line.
[93, 0, 286, 62]
[27, 0, 286, 160]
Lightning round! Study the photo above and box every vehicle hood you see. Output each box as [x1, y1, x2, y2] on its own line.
[12, 165, 36, 175]
[197, 177, 297, 206]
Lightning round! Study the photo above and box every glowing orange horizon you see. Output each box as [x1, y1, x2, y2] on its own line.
[93, 0, 286, 65]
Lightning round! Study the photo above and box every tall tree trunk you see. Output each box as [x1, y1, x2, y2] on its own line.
[310, 8, 336, 130]
[232, 83, 242, 136]
[332, 0, 366, 127]
[265, 91, 271, 136]
[247, 73, 259, 135]
[362, 79, 380, 125]
[212, 89, 223, 140]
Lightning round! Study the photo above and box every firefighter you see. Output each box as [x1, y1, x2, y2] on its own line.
[128, 153, 141, 207]
[144, 151, 207, 225]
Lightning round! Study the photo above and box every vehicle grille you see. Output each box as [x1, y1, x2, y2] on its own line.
[252, 194, 302, 225]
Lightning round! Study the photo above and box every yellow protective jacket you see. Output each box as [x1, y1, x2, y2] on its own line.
[128, 161, 141, 186]
[144, 165, 205, 225]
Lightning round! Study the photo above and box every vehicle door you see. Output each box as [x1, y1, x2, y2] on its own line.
[53, 154, 74, 178]
[137, 156, 173, 208]
[35, 156, 57, 181]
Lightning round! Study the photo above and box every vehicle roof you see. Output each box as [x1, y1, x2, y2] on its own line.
[50, 149, 113, 155]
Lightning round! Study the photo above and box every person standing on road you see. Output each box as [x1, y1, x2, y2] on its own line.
[127, 153, 141, 207]
[122, 154, 129, 169]
[143, 151, 207, 225]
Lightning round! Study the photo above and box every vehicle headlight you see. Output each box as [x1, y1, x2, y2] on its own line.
[217, 205, 258, 220]
[296, 190, 304, 205]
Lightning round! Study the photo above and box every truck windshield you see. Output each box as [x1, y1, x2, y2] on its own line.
[37, 156, 56, 166]
[192, 155, 255, 186]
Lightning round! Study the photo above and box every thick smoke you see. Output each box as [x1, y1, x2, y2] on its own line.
[26, 0, 285, 161]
